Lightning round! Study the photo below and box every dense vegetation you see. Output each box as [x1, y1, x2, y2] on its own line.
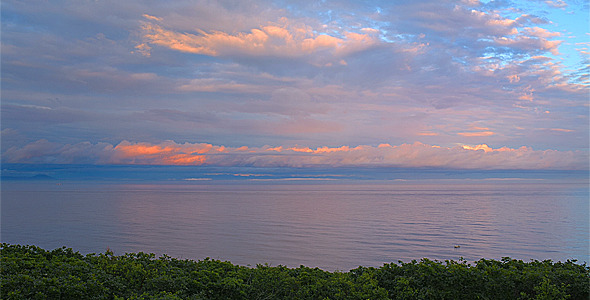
[1, 244, 588, 299]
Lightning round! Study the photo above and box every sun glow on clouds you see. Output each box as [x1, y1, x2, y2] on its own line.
[1, 0, 587, 168]
[140, 15, 379, 61]
[4, 140, 586, 170]
[112, 141, 224, 165]
[458, 131, 495, 137]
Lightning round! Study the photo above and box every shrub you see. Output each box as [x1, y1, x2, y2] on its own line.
[1, 244, 588, 300]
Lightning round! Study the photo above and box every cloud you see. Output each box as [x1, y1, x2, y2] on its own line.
[418, 132, 439, 136]
[2, 139, 115, 164]
[544, 0, 567, 8]
[381, 2, 564, 68]
[110, 140, 222, 165]
[523, 27, 561, 39]
[142, 14, 162, 22]
[2, 0, 587, 157]
[139, 16, 379, 62]
[3, 140, 587, 170]
[457, 131, 495, 137]
[549, 128, 574, 133]
[1, 104, 90, 124]
[177, 78, 264, 93]
[493, 35, 562, 56]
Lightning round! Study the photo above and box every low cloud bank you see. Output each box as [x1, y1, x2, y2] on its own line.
[3, 140, 587, 170]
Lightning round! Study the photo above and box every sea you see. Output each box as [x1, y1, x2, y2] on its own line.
[1, 165, 588, 271]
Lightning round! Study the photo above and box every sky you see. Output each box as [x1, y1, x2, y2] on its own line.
[1, 0, 589, 171]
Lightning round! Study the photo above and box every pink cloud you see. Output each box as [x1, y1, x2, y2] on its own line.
[3, 140, 587, 170]
[523, 27, 561, 39]
[139, 16, 379, 61]
[458, 131, 495, 137]
[418, 132, 439, 136]
[178, 78, 263, 93]
[142, 14, 162, 22]
[544, 0, 567, 8]
[550, 128, 574, 132]
[494, 35, 562, 55]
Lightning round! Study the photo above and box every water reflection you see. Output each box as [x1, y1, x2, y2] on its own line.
[2, 182, 588, 271]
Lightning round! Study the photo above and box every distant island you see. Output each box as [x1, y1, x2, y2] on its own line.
[1, 174, 56, 181]
[1, 244, 588, 299]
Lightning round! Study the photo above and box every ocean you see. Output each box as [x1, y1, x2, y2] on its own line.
[2, 178, 588, 271]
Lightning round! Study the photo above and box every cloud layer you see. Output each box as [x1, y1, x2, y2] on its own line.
[3, 140, 586, 170]
[1, 0, 588, 169]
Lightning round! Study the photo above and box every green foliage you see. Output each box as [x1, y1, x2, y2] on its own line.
[1, 244, 588, 300]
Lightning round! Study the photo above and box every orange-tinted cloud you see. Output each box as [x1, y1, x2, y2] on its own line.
[139, 16, 379, 60]
[461, 144, 516, 152]
[458, 131, 495, 137]
[110, 140, 221, 165]
[142, 14, 162, 22]
[418, 132, 439, 136]
[550, 128, 574, 132]
[3, 140, 586, 170]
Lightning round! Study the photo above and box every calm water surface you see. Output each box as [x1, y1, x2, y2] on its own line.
[2, 181, 588, 271]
